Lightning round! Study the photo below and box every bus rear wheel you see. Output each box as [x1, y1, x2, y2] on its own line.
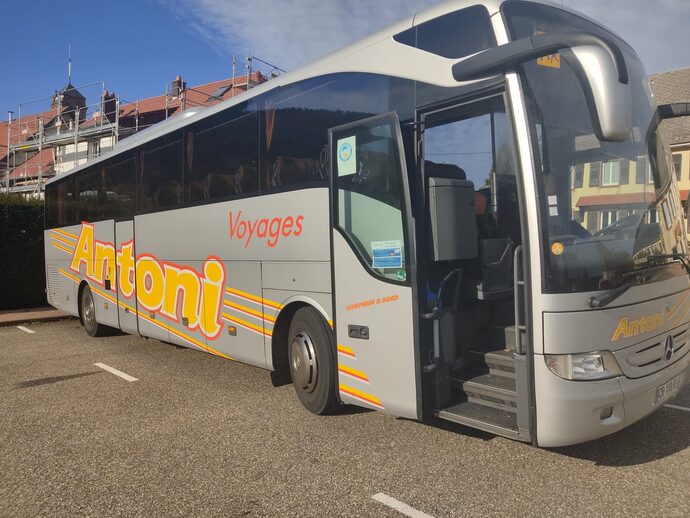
[81, 285, 107, 337]
[288, 307, 339, 415]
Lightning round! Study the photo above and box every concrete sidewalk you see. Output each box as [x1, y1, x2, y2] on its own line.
[0, 307, 74, 327]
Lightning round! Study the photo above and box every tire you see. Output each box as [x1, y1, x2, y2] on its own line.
[287, 307, 339, 415]
[81, 285, 107, 337]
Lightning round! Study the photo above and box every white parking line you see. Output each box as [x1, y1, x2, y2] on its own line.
[16, 326, 35, 334]
[665, 403, 690, 412]
[371, 493, 434, 518]
[94, 363, 138, 382]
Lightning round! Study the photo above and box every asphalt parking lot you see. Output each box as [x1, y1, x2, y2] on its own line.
[1, 320, 688, 517]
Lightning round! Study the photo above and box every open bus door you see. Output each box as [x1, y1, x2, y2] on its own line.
[328, 113, 420, 419]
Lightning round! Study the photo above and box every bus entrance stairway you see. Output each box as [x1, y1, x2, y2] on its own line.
[436, 348, 526, 440]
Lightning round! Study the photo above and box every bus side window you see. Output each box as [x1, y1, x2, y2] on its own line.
[260, 98, 329, 192]
[140, 135, 184, 213]
[186, 108, 259, 204]
[105, 157, 136, 219]
[76, 168, 103, 222]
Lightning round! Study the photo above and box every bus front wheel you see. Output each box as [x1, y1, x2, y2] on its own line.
[81, 285, 107, 337]
[287, 307, 339, 415]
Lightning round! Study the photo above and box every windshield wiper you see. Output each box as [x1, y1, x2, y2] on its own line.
[589, 273, 643, 308]
[646, 253, 690, 274]
[588, 258, 683, 309]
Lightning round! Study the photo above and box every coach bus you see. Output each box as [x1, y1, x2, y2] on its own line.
[44, 0, 690, 447]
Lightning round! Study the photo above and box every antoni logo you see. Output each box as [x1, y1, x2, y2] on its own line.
[339, 142, 353, 162]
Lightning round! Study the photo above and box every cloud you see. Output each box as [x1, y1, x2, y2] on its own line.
[162, 0, 689, 75]
[161, 0, 437, 71]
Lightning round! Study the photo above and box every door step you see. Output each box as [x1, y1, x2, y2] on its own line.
[437, 349, 521, 438]
[469, 349, 516, 378]
[452, 372, 517, 413]
[436, 401, 523, 440]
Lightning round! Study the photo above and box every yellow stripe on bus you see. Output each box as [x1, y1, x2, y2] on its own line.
[59, 268, 81, 283]
[337, 344, 356, 358]
[222, 312, 272, 337]
[223, 300, 275, 323]
[668, 291, 690, 320]
[338, 364, 369, 382]
[51, 241, 74, 255]
[225, 287, 283, 310]
[339, 384, 383, 408]
[51, 228, 78, 240]
[50, 232, 77, 248]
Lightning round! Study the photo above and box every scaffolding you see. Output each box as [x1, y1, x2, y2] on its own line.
[2, 54, 280, 195]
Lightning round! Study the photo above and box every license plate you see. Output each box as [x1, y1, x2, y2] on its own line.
[654, 375, 683, 405]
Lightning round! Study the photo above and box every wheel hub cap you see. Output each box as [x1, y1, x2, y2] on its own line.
[291, 331, 318, 392]
[84, 294, 95, 327]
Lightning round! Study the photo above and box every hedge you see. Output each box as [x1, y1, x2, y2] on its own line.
[0, 194, 46, 310]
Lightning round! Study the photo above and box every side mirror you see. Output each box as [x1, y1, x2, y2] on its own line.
[452, 32, 632, 142]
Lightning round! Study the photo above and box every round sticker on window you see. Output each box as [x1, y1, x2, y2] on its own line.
[395, 270, 407, 281]
[339, 142, 353, 162]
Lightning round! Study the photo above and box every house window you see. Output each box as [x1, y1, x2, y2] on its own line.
[602, 161, 620, 186]
[572, 163, 584, 188]
[647, 208, 658, 224]
[661, 200, 672, 230]
[589, 162, 601, 187]
[635, 156, 652, 184]
[601, 210, 617, 228]
[586, 210, 599, 232]
[673, 153, 683, 181]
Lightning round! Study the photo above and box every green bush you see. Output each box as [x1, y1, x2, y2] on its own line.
[0, 194, 46, 310]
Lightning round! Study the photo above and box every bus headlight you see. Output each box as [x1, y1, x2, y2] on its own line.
[545, 351, 622, 381]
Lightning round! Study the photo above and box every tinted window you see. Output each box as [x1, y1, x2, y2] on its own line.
[673, 153, 682, 181]
[139, 134, 183, 212]
[260, 96, 331, 192]
[105, 157, 136, 219]
[186, 105, 259, 203]
[393, 5, 496, 59]
[76, 167, 104, 222]
[45, 176, 75, 228]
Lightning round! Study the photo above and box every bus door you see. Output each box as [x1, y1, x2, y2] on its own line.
[329, 113, 419, 419]
[89, 220, 120, 329]
[115, 220, 138, 335]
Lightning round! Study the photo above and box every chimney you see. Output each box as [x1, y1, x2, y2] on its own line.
[101, 90, 117, 123]
[170, 75, 185, 97]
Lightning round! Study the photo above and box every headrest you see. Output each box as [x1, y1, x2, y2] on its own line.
[424, 160, 466, 180]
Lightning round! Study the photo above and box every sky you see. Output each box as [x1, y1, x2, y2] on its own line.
[2, 0, 689, 118]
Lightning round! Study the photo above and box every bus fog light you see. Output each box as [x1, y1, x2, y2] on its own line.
[545, 351, 622, 381]
[600, 406, 614, 419]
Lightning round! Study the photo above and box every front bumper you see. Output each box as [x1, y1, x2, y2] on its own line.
[534, 351, 689, 447]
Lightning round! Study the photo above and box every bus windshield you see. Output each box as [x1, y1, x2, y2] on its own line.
[503, 1, 688, 293]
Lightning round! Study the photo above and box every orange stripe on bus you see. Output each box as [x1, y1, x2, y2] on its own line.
[337, 344, 356, 358]
[51, 241, 74, 255]
[222, 312, 272, 337]
[338, 364, 369, 382]
[223, 300, 275, 323]
[225, 287, 283, 310]
[51, 228, 77, 240]
[59, 268, 81, 283]
[50, 232, 77, 248]
[339, 384, 383, 408]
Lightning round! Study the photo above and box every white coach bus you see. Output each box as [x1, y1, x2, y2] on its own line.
[44, 0, 690, 446]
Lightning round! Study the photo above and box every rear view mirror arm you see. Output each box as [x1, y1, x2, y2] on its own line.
[452, 31, 629, 85]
